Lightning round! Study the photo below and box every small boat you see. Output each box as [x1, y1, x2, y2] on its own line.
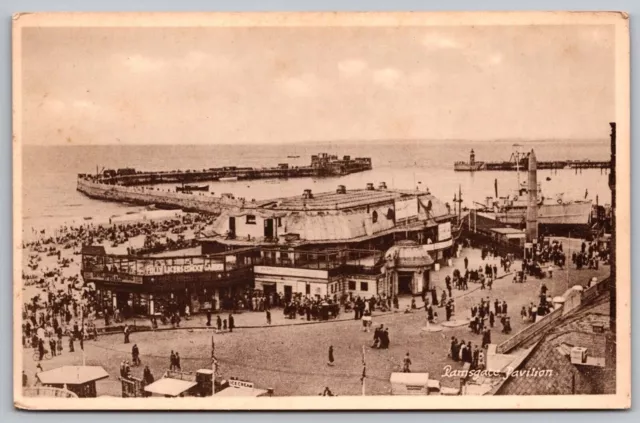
[219, 176, 239, 182]
[176, 184, 209, 192]
[287, 155, 300, 159]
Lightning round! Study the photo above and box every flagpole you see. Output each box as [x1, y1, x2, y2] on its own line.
[361, 345, 366, 396]
[211, 335, 218, 380]
[81, 306, 86, 366]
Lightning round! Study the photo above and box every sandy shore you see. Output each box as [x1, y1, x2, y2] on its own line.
[21, 210, 208, 308]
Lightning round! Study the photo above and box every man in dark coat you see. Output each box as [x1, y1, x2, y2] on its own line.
[473, 346, 480, 369]
[450, 337, 458, 361]
[228, 314, 234, 332]
[464, 256, 469, 270]
[170, 350, 176, 370]
[216, 315, 222, 331]
[206, 310, 212, 327]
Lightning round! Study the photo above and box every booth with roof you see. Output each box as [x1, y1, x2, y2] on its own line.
[389, 372, 441, 395]
[36, 366, 109, 398]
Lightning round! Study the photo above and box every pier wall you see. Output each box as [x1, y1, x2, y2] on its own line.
[76, 179, 242, 214]
[496, 277, 610, 354]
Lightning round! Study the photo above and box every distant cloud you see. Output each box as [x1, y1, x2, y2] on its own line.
[72, 100, 94, 109]
[372, 68, 402, 89]
[41, 98, 66, 113]
[422, 35, 462, 49]
[487, 53, 503, 66]
[338, 59, 367, 77]
[281, 74, 319, 97]
[122, 54, 165, 73]
[181, 51, 231, 72]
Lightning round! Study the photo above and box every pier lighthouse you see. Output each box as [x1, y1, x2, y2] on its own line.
[525, 149, 539, 243]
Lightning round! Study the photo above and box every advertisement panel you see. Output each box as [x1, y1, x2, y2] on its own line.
[438, 222, 452, 241]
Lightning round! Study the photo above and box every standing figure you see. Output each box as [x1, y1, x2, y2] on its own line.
[403, 352, 412, 373]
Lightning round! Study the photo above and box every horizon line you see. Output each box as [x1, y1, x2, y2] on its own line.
[23, 137, 609, 147]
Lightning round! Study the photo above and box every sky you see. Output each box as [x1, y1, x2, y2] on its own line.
[20, 25, 615, 145]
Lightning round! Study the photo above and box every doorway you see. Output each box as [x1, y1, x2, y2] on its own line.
[229, 217, 236, 237]
[263, 283, 277, 297]
[284, 285, 292, 302]
[264, 218, 274, 238]
[398, 272, 413, 295]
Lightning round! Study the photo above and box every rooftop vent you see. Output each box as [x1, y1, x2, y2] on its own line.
[303, 189, 313, 199]
[366, 183, 375, 191]
[379, 182, 388, 190]
[570, 347, 588, 364]
[336, 185, 347, 194]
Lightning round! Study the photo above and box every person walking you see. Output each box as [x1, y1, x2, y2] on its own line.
[123, 324, 130, 344]
[266, 310, 271, 325]
[216, 315, 222, 331]
[170, 350, 176, 371]
[228, 314, 235, 332]
[403, 353, 412, 373]
[175, 352, 181, 371]
[132, 344, 140, 366]
[327, 345, 335, 366]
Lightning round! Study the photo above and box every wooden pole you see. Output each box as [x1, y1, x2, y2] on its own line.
[361, 345, 366, 396]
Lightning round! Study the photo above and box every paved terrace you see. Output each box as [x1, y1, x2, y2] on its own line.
[23, 241, 610, 396]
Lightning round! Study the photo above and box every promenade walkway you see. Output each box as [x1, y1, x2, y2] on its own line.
[91, 246, 509, 332]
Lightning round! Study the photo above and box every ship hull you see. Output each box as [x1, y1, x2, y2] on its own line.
[489, 201, 592, 226]
[454, 162, 485, 171]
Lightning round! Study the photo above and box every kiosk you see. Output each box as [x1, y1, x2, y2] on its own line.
[36, 366, 109, 398]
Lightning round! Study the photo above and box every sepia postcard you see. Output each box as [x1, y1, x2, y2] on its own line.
[12, 11, 630, 410]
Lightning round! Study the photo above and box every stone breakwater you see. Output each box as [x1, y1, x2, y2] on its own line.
[76, 178, 242, 214]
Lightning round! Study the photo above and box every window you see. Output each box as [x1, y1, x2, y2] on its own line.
[277, 217, 282, 227]
[348, 281, 356, 290]
[372, 210, 378, 223]
[360, 282, 369, 292]
[246, 215, 256, 224]
[305, 284, 311, 295]
[386, 208, 395, 220]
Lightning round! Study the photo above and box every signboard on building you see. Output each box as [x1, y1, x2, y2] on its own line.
[84, 272, 143, 285]
[254, 266, 328, 280]
[229, 379, 255, 389]
[438, 222, 452, 242]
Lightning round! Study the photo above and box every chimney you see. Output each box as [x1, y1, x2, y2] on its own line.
[336, 185, 346, 194]
[378, 182, 387, 190]
[303, 189, 313, 199]
[366, 183, 375, 191]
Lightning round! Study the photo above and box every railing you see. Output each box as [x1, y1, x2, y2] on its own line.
[23, 387, 79, 398]
[496, 277, 611, 354]
[496, 307, 563, 354]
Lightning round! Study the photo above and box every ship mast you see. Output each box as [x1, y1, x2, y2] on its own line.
[513, 144, 522, 192]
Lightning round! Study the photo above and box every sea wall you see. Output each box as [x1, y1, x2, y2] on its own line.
[496, 277, 610, 354]
[76, 178, 242, 214]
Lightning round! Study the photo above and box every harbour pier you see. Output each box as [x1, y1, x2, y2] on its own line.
[454, 149, 610, 172]
[82, 153, 372, 187]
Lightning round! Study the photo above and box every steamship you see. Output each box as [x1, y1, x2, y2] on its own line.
[480, 189, 593, 226]
[477, 148, 592, 228]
